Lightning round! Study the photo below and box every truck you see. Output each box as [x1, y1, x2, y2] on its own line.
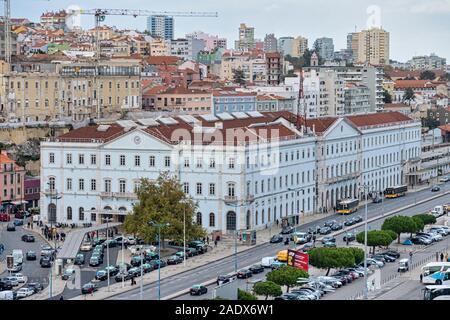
[431, 206, 448, 217]
[12, 249, 23, 265]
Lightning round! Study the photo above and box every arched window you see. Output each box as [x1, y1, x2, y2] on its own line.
[48, 176, 55, 191]
[261, 209, 265, 224]
[67, 207, 72, 220]
[79, 207, 84, 221]
[209, 213, 215, 227]
[90, 207, 96, 222]
[48, 203, 56, 223]
[196, 212, 202, 225]
[255, 210, 259, 225]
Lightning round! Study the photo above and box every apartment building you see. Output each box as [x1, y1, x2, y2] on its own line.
[212, 91, 257, 114]
[266, 52, 282, 85]
[408, 53, 447, 70]
[313, 37, 334, 60]
[153, 86, 212, 113]
[256, 95, 295, 112]
[343, 83, 371, 115]
[235, 23, 255, 51]
[352, 27, 390, 65]
[0, 150, 26, 213]
[292, 36, 309, 58]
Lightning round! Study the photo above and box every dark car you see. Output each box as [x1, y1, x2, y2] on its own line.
[371, 254, 387, 263]
[89, 256, 101, 267]
[353, 216, 363, 223]
[321, 236, 336, 244]
[381, 250, 400, 259]
[270, 234, 284, 243]
[0, 280, 13, 291]
[190, 284, 208, 296]
[217, 275, 235, 286]
[40, 257, 51, 268]
[26, 251, 37, 261]
[274, 293, 306, 300]
[27, 282, 44, 293]
[103, 239, 118, 248]
[144, 251, 159, 261]
[372, 197, 382, 203]
[115, 272, 133, 282]
[130, 255, 144, 267]
[149, 259, 167, 270]
[237, 269, 253, 279]
[431, 185, 441, 192]
[307, 226, 322, 235]
[249, 264, 264, 274]
[185, 248, 198, 257]
[92, 238, 106, 246]
[281, 226, 295, 234]
[74, 254, 85, 265]
[167, 255, 182, 265]
[343, 232, 356, 242]
[301, 242, 315, 252]
[319, 227, 332, 235]
[331, 223, 343, 231]
[81, 283, 98, 295]
[324, 220, 337, 228]
[188, 241, 208, 254]
[21, 234, 35, 242]
[377, 253, 396, 262]
[344, 218, 355, 226]
[6, 223, 15, 231]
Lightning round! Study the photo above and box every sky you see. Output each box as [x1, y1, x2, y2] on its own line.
[10, 0, 450, 62]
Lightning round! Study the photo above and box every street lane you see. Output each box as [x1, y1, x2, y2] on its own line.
[107, 184, 450, 300]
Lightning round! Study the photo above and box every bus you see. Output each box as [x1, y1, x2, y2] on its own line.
[421, 262, 450, 285]
[336, 199, 359, 215]
[423, 285, 450, 300]
[384, 185, 408, 198]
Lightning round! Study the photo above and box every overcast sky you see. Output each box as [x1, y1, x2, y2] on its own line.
[11, 0, 450, 62]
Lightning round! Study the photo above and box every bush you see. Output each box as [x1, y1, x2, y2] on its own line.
[266, 266, 309, 293]
[238, 289, 258, 300]
[253, 281, 282, 300]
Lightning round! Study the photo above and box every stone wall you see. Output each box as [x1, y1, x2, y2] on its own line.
[0, 126, 69, 145]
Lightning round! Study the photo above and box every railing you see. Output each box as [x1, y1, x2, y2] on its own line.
[325, 172, 361, 184]
[101, 192, 137, 199]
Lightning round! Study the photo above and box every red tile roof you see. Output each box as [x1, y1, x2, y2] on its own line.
[146, 56, 180, 66]
[394, 80, 438, 89]
[346, 112, 412, 127]
[142, 85, 167, 96]
[384, 103, 410, 109]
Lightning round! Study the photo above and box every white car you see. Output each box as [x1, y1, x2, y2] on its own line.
[128, 245, 144, 255]
[5, 276, 19, 286]
[366, 258, 384, 268]
[80, 243, 92, 251]
[430, 227, 448, 236]
[127, 237, 137, 245]
[439, 176, 450, 182]
[14, 273, 26, 283]
[16, 287, 34, 298]
[429, 233, 443, 241]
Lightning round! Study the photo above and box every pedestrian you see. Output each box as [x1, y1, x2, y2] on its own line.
[445, 253, 449, 262]
[207, 236, 209, 245]
[441, 252, 444, 262]
[420, 274, 423, 283]
[59, 296, 64, 300]
[276, 219, 279, 227]
[214, 239, 217, 248]
[346, 238, 349, 246]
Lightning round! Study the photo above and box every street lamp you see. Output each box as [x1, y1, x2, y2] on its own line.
[148, 220, 170, 300]
[46, 182, 61, 300]
[358, 184, 370, 300]
[180, 199, 190, 267]
[102, 217, 113, 292]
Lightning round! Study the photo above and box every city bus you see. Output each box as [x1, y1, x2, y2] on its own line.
[336, 199, 359, 215]
[421, 262, 450, 285]
[423, 285, 450, 300]
[384, 185, 408, 198]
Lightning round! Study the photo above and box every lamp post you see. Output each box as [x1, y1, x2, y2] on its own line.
[180, 199, 189, 267]
[359, 185, 369, 300]
[102, 217, 113, 292]
[47, 182, 61, 300]
[148, 221, 170, 300]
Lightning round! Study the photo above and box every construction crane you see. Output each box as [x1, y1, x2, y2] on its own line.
[67, 8, 219, 59]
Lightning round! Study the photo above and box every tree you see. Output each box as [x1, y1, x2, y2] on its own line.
[253, 281, 282, 300]
[402, 88, 415, 105]
[232, 68, 246, 86]
[381, 215, 417, 243]
[383, 88, 393, 104]
[308, 247, 364, 276]
[266, 266, 309, 293]
[419, 70, 436, 80]
[356, 230, 396, 254]
[237, 289, 258, 300]
[124, 173, 206, 248]
[411, 216, 425, 235]
[412, 214, 437, 229]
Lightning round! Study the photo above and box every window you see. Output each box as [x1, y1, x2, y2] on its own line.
[120, 155, 126, 166]
[104, 179, 111, 193]
[119, 179, 126, 193]
[91, 179, 97, 191]
[184, 157, 190, 168]
[105, 154, 111, 166]
[196, 212, 202, 225]
[196, 183, 202, 195]
[134, 155, 140, 167]
[228, 183, 235, 197]
[183, 182, 189, 194]
[67, 207, 72, 220]
[209, 213, 215, 227]
[79, 179, 85, 191]
[79, 207, 84, 221]
[49, 153, 55, 164]
[90, 154, 96, 165]
[66, 178, 72, 191]
[149, 155, 155, 167]
[209, 183, 215, 196]
[91, 211, 96, 222]
[165, 156, 171, 167]
[78, 154, 84, 165]
[209, 158, 215, 168]
[133, 180, 140, 193]
[48, 177, 55, 191]
[66, 153, 72, 165]
[196, 157, 203, 168]
[228, 157, 235, 169]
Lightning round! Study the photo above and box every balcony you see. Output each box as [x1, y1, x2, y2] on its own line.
[43, 189, 57, 196]
[224, 195, 238, 204]
[101, 192, 137, 199]
[224, 194, 254, 204]
[325, 172, 360, 184]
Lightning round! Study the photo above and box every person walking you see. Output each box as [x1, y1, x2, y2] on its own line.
[214, 239, 217, 248]
[59, 296, 64, 300]
[445, 253, 449, 262]
[441, 252, 444, 262]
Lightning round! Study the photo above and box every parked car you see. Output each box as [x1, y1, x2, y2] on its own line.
[331, 223, 343, 231]
[141, 263, 153, 273]
[115, 272, 133, 282]
[190, 284, 208, 296]
[237, 269, 253, 279]
[81, 283, 98, 295]
[249, 264, 264, 274]
[40, 257, 51, 268]
[74, 253, 85, 265]
[0, 280, 13, 291]
[371, 254, 386, 263]
[270, 234, 284, 243]
[410, 236, 431, 245]
[21, 234, 35, 242]
[292, 232, 311, 244]
[343, 232, 356, 242]
[381, 250, 400, 259]
[26, 251, 37, 261]
[16, 287, 34, 299]
[14, 273, 26, 283]
[270, 261, 287, 270]
[149, 259, 167, 270]
[439, 175, 450, 183]
[275, 293, 309, 300]
[324, 220, 337, 228]
[307, 226, 322, 235]
[184, 248, 198, 257]
[4, 276, 19, 286]
[216, 275, 236, 286]
[102, 239, 118, 248]
[175, 251, 187, 260]
[188, 240, 208, 254]
[62, 269, 76, 280]
[89, 256, 101, 267]
[281, 226, 294, 234]
[365, 258, 384, 268]
[95, 270, 108, 281]
[167, 255, 182, 265]
[80, 242, 92, 251]
[27, 282, 43, 293]
[319, 227, 332, 235]
[6, 223, 15, 231]
[130, 255, 144, 267]
[92, 238, 106, 246]
[375, 253, 395, 263]
[321, 236, 336, 244]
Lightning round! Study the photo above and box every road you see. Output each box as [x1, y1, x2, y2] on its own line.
[105, 183, 450, 300]
[0, 221, 51, 289]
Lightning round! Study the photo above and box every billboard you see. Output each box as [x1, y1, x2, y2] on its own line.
[287, 249, 309, 272]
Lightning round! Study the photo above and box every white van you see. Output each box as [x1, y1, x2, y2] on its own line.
[12, 249, 23, 265]
[261, 256, 275, 268]
[0, 291, 14, 300]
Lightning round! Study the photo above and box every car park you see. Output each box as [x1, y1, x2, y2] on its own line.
[16, 287, 34, 299]
[237, 269, 253, 279]
[26, 251, 37, 261]
[190, 285, 208, 296]
[167, 255, 182, 265]
[269, 234, 284, 243]
[21, 234, 35, 242]
[249, 264, 264, 274]
[81, 283, 98, 294]
[6, 223, 15, 231]
[343, 232, 356, 242]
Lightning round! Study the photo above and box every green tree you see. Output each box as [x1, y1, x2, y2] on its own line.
[308, 247, 363, 276]
[124, 173, 206, 248]
[253, 281, 282, 300]
[419, 70, 436, 80]
[356, 230, 396, 254]
[238, 289, 258, 300]
[232, 68, 246, 86]
[266, 266, 309, 293]
[402, 88, 415, 105]
[412, 214, 436, 227]
[383, 88, 393, 104]
[412, 216, 425, 235]
[381, 215, 417, 243]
